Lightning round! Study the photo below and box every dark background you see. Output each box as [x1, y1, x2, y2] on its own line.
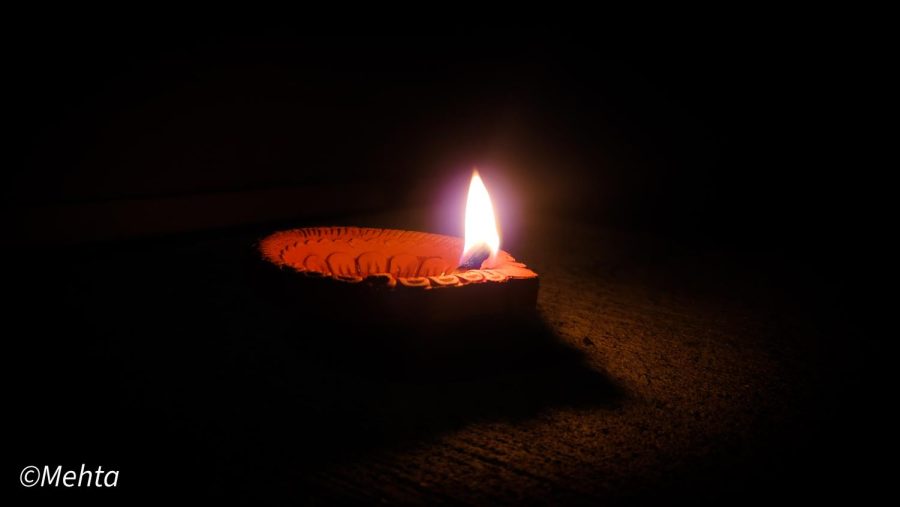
[5, 28, 863, 250]
[5, 26, 882, 504]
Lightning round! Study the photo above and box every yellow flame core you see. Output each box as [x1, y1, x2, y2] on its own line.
[463, 170, 500, 259]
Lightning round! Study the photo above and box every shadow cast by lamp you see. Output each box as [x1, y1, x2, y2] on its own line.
[44, 231, 622, 500]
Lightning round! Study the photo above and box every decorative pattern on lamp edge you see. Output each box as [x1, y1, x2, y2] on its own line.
[258, 227, 538, 289]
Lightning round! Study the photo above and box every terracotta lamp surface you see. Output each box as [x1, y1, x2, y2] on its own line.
[259, 226, 537, 289]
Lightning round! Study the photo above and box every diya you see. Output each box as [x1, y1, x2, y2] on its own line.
[256, 171, 538, 326]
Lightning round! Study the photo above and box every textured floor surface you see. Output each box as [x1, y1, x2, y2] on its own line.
[8, 211, 871, 504]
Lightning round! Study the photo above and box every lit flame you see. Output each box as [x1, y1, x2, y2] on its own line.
[462, 170, 500, 261]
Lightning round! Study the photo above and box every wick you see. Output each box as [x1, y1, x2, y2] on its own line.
[459, 244, 492, 270]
